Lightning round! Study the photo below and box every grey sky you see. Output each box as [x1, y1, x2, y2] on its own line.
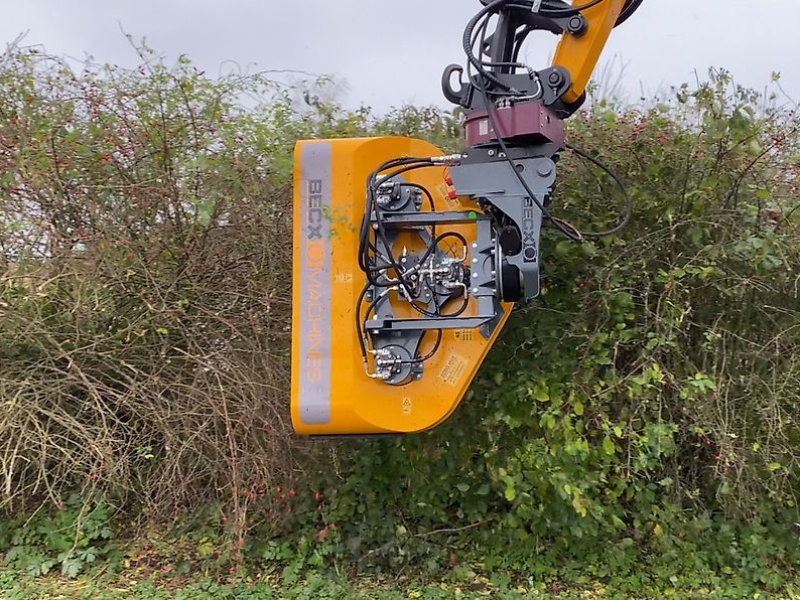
[1, 1, 797, 112]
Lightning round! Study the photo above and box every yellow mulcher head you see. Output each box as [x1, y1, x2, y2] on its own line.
[290, 0, 638, 437]
[292, 137, 513, 436]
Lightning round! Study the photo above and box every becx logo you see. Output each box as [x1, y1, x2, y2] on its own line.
[521, 196, 538, 263]
[307, 180, 324, 240]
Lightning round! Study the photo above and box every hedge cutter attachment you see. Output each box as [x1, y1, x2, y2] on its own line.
[291, 0, 641, 436]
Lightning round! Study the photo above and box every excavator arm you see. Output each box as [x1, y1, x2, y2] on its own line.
[554, 0, 636, 105]
[291, 0, 642, 436]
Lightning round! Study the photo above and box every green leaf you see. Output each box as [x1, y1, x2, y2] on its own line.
[61, 557, 82, 579]
[197, 541, 215, 557]
[602, 436, 616, 456]
[534, 386, 550, 403]
[504, 484, 516, 502]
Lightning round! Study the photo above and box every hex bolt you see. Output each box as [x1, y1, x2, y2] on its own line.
[488, 150, 496, 157]
[537, 163, 553, 177]
[548, 72, 562, 86]
[472, 272, 478, 279]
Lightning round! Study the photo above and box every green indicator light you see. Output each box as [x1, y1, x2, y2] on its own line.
[468, 211, 478, 220]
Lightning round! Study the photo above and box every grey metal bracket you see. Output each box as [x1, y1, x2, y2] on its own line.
[448, 156, 556, 300]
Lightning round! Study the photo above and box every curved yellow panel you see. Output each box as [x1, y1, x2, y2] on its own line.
[553, 0, 628, 105]
[291, 136, 512, 436]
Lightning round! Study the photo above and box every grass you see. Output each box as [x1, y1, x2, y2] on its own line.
[2, 568, 800, 600]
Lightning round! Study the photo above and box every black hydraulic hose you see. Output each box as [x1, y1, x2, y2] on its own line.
[403, 330, 444, 364]
[565, 143, 632, 238]
[615, 0, 644, 26]
[359, 158, 435, 278]
[503, 0, 609, 17]
[463, 0, 518, 92]
[479, 86, 583, 241]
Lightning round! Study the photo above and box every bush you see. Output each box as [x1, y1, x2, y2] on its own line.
[1, 44, 799, 586]
[0, 46, 308, 527]
[275, 72, 800, 580]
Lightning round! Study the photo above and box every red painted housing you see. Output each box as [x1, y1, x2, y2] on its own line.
[464, 102, 565, 149]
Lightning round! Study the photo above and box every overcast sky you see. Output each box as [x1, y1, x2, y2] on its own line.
[1, 1, 797, 113]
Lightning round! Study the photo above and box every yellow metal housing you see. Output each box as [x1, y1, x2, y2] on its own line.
[291, 137, 513, 436]
[553, 0, 628, 105]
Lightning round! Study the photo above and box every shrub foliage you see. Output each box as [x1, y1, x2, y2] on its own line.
[0, 47, 305, 522]
[1, 46, 799, 586]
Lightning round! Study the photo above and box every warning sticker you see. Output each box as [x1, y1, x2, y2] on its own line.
[454, 329, 474, 342]
[439, 353, 468, 387]
[401, 396, 413, 416]
[437, 183, 460, 208]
